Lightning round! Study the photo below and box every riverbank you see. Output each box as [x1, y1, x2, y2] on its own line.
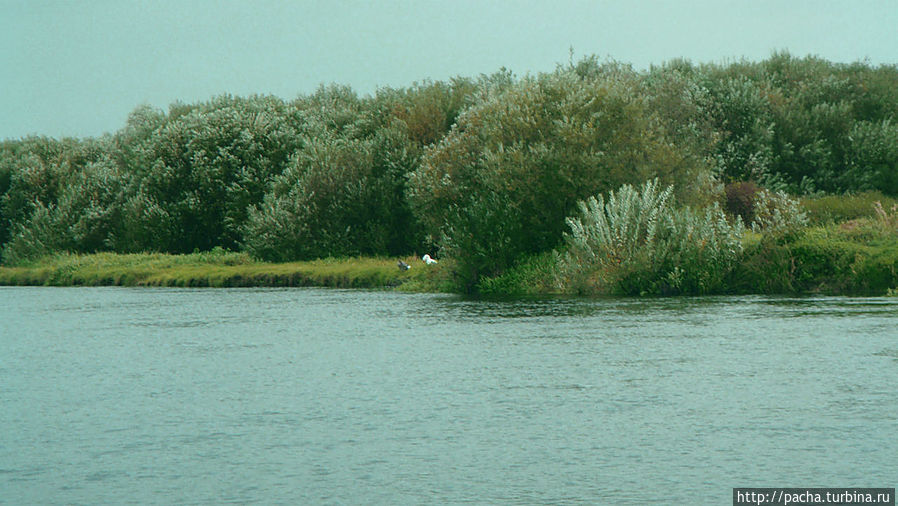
[476, 224, 898, 297]
[0, 250, 452, 291]
[2, 221, 897, 296]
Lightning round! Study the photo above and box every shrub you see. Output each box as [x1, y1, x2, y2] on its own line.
[750, 189, 808, 234]
[728, 235, 798, 294]
[121, 95, 302, 253]
[648, 203, 746, 294]
[243, 126, 421, 261]
[703, 75, 777, 184]
[844, 119, 898, 194]
[476, 251, 559, 295]
[2, 201, 69, 265]
[732, 222, 898, 295]
[723, 181, 761, 223]
[556, 180, 745, 295]
[409, 66, 711, 289]
[0, 139, 96, 262]
[559, 179, 673, 290]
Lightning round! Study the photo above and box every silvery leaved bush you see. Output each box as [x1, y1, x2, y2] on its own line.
[558, 179, 745, 295]
[559, 179, 672, 291]
[750, 189, 808, 235]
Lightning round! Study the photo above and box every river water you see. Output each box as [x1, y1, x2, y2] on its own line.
[1, 287, 896, 504]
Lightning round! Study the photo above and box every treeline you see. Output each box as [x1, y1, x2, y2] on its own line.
[2, 52, 897, 289]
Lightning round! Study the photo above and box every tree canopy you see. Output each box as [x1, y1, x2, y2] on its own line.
[2, 53, 897, 289]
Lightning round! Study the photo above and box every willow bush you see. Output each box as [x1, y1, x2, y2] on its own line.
[556, 180, 745, 295]
[749, 189, 808, 235]
[560, 179, 673, 282]
[121, 95, 303, 253]
[2, 53, 897, 277]
[242, 125, 421, 261]
[409, 66, 711, 289]
[0, 137, 111, 263]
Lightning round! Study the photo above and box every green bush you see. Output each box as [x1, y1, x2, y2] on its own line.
[649, 203, 746, 294]
[0, 138, 106, 260]
[696, 52, 898, 195]
[702, 74, 777, 184]
[558, 179, 673, 292]
[727, 235, 798, 294]
[409, 66, 711, 289]
[732, 223, 898, 295]
[243, 125, 421, 261]
[383, 78, 477, 147]
[789, 230, 866, 292]
[845, 246, 898, 293]
[124, 95, 302, 253]
[476, 251, 560, 296]
[1, 202, 69, 265]
[844, 119, 898, 194]
[750, 189, 808, 234]
[556, 180, 745, 295]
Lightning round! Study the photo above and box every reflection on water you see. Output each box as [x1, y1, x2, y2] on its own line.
[1, 287, 897, 504]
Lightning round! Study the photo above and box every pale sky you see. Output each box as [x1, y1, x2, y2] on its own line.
[2, 0, 897, 140]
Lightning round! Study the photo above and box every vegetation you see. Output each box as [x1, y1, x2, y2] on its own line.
[801, 191, 898, 225]
[555, 179, 745, 295]
[0, 250, 449, 290]
[2, 52, 897, 295]
[731, 216, 898, 295]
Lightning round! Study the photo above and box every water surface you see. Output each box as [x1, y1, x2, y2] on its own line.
[2, 287, 896, 504]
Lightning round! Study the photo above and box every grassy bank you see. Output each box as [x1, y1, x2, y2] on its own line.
[3, 191, 897, 296]
[0, 250, 453, 291]
[729, 227, 898, 295]
[477, 212, 898, 297]
[2, 234, 896, 295]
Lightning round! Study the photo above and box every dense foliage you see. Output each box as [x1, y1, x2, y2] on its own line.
[407, 66, 711, 288]
[2, 52, 897, 293]
[557, 180, 746, 295]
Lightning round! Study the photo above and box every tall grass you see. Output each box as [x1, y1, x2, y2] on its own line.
[801, 191, 898, 225]
[0, 251, 447, 290]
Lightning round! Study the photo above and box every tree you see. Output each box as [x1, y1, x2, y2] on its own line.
[409, 65, 711, 288]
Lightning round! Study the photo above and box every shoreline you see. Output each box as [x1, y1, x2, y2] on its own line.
[0, 252, 448, 292]
[2, 244, 897, 297]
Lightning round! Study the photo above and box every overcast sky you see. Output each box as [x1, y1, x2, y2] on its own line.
[2, 0, 897, 140]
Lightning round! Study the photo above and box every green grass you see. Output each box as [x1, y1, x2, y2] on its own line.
[801, 191, 898, 225]
[0, 250, 450, 291]
[476, 251, 561, 295]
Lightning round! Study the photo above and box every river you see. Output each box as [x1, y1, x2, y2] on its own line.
[1, 287, 896, 504]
